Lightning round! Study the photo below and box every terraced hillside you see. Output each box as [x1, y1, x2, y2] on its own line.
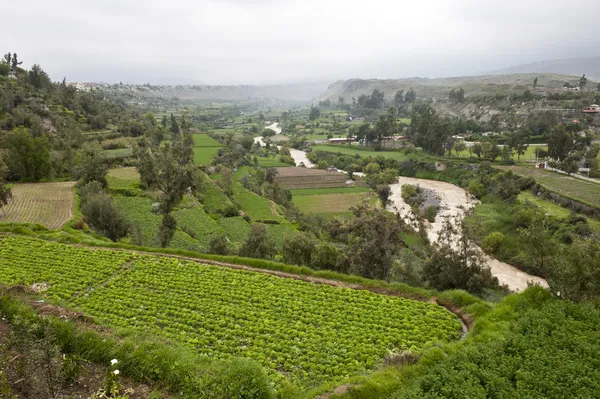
[0, 235, 463, 390]
[274, 167, 366, 189]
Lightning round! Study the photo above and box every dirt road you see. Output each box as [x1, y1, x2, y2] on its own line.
[387, 176, 548, 292]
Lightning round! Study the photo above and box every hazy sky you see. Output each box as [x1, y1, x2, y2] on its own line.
[3, 0, 599, 84]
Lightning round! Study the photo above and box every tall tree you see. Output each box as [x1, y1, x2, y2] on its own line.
[579, 74, 587, 90]
[339, 204, 405, 282]
[0, 160, 12, 214]
[308, 106, 321, 121]
[507, 128, 529, 162]
[533, 77, 538, 88]
[394, 89, 405, 105]
[404, 87, 417, 102]
[548, 124, 573, 161]
[409, 102, 452, 155]
[6, 127, 52, 181]
[424, 214, 497, 294]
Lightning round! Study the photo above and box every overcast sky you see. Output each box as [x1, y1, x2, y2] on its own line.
[3, 0, 599, 85]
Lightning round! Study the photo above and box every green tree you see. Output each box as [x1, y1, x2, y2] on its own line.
[579, 74, 587, 89]
[394, 89, 405, 105]
[308, 106, 321, 121]
[424, 214, 497, 294]
[472, 142, 483, 159]
[340, 204, 405, 282]
[169, 113, 180, 138]
[209, 234, 231, 255]
[507, 128, 529, 162]
[158, 213, 177, 248]
[453, 141, 467, 157]
[550, 238, 600, 301]
[240, 224, 276, 259]
[548, 124, 573, 161]
[6, 127, 52, 181]
[376, 184, 391, 207]
[74, 143, 108, 186]
[533, 77, 538, 88]
[0, 160, 12, 213]
[518, 213, 556, 276]
[404, 87, 416, 102]
[482, 140, 501, 161]
[27, 64, 51, 89]
[409, 102, 452, 155]
[283, 232, 317, 266]
[81, 192, 129, 242]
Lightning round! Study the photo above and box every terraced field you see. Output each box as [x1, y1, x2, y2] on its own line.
[193, 133, 222, 165]
[274, 167, 366, 189]
[0, 182, 76, 229]
[0, 235, 463, 389]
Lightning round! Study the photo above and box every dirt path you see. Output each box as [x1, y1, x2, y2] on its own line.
[387, 176, 548, 292]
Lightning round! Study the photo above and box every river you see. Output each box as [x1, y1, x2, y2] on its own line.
[387, 176, 548, 292]
[254, 124, 546, 291]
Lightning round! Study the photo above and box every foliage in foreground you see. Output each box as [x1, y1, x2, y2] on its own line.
[0, 235, 462, 390]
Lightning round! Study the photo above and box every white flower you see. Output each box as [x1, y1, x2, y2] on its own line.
[111, 359, 118, 365]
[113, 370, 120, 375]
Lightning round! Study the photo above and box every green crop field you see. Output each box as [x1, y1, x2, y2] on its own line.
[519, 191, 600, 231]
[291, 187, 372, 196]
[193, 147, 220, 165]
[233, 184, 284, 222]
[257, 157, 291, 168]
[193, 134, 221, 147]
[311, 145, 417, 161]
[193, 133, 222, 165]
[498, 166, 600, 208]
[293, 192, 379, 213]
[112, 195, 202, 252]
[0, 235, 462, 388]
[106, 167, 140, 191]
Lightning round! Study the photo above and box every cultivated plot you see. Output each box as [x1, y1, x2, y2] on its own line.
[0, 182, 76, 229]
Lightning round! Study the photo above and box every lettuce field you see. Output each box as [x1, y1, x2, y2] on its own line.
[0, 235, 462, 388]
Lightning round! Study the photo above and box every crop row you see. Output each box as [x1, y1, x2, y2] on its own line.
[0, 235, 462, 388]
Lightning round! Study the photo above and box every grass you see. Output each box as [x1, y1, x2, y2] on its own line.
[290, 187, 372, 196]
[311, 144, 418, 161]
[216, 216, 251, 244]
[293, 192, 379, 214]
[193, 134, 221, 147]
[256, 157, 291, 168]
[233, 184, 284, 222]
[112, 195, 203, 252]
[498, 166, 600, 208]
[193, 147, 220, 165]
[106, 167, 140, 191]
[453, 145, 547, 162]
[519, 191, 600, 231]
[101, 148, 133, 159]
[192, 133, 222, 165]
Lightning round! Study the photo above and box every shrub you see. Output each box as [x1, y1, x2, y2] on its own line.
[482, 232, 504, 254]
[209, 234, 230, 255]
[81, 193, 129, 242]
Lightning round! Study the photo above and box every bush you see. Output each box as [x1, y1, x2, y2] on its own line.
[209, 234, 230, 255]
[482, 232, 504, 254]
[81, 193, 129, 242]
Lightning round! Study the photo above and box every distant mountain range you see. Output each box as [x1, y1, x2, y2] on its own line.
[316, 73, 584, 103]
[74, 81, 330, 103]
[490, 57, 600, 80]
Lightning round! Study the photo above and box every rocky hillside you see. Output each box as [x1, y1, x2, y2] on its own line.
[316, 73, 587, 104]
[491, 57, 600, 80]
[76, 81, 329, 103]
